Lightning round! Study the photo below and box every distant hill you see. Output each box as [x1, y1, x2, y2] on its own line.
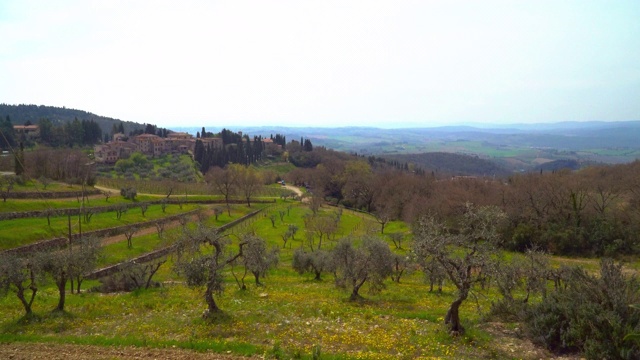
[0, 104, 145, 136]
[173, 122, 640, 170]
[177, 121, 640, 153]
[385, 152, 509, 177]
[533, 159, 582, 172]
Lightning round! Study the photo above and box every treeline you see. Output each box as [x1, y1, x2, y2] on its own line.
[0, 104, 145, 137]
[0, 147, 95, 186]
[286, 145, 640, 257]
[385, 151, 509, 177]
[127, 123, 171, 139]
[38, 118, 102, 147]
[194, 128, 267, 174]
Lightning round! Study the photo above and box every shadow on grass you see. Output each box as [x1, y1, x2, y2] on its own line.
[201, 309, 233, 324]
[2, 312, 42, 334]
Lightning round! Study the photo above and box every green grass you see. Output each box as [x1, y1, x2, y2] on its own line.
[0, 259, 499, 359]
[98, 232, 168, 266]
[0, 204, 199, 250]
[0, 194, 161, 213]
[1, 201, 588, 359]
[255, 160, 296, 174]
[0, 180, 87, 193]
[95, 204, 270, 267]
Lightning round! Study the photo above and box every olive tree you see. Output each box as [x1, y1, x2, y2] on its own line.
[231, 234, 279, 289]
[0, 252, 43, 317]
[41, 237, 101, 311]
[331, 236, 394, 301]
[292, 248, 333, 281]
[173, 224, 246, 317]
[412, 203, 506, 335]
[0, 175, 16, 202]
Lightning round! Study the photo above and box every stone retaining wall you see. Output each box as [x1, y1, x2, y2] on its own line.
[84, 207, 265, 279]
[0, 198, 275, 221]
[0, 209, 200, 257]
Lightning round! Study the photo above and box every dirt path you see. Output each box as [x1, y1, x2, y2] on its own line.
[283, 184, 303, 197]
[0, 342, 258, 360]
[93, 185, 167, 198]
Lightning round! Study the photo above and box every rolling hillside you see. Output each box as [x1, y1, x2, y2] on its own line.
[0, 104, 145, 136]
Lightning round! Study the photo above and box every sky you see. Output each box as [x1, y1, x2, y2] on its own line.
[1, 0, 639, 129]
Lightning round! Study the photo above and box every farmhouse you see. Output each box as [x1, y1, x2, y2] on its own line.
[13, 125, 40, 140]
[94, 131, 226, 163]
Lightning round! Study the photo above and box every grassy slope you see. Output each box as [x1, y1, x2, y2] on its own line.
[0, 201, 508, 359]
[0, 203, 198, 250]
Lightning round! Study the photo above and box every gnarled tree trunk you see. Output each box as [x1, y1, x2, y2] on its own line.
[204, 282, 221, 315]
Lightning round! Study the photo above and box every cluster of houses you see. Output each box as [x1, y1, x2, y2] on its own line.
[94, 132, 222, 164]
[11, 123, 283, 164]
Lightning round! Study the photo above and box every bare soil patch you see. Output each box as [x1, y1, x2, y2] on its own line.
[0, 342, 258, 360]
[481, 322, 582, 360]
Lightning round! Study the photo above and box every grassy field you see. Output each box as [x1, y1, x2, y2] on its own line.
[0, 196, 611, 359]
[0, 193, 163, 213]
[0, 180, 86, 193]
[0, 203, 199, 250]
[0, 200, 514, 359]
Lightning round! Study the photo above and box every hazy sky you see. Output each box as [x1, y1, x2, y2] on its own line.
[1, 1, 639, 128]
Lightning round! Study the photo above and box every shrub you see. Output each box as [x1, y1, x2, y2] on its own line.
[524, 259, 640, 359]
[120, 187, 137, 200]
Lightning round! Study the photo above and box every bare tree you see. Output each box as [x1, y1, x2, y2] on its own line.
[390, 253, 412, 283]
[281, 224, 299, 248]
[388, 232, 404, 249]
[280, 231, 291, 249]
[417, 254, 446, 293]
[83, 209, 94, 223]
[124, 226, 138, 249]
[288, 224, 299, 240]
[331, 236, 394, 301]
[38, 176, 52, 190]
[213, 207, 223, 221]
[304, 213, 339, 250]
[341, 161, 376, 212]
[412, 203, 506, 335]
[178, 214, 188, 228]
[115, 204, 128, 220]
[373, 203, 394, 234]
[43, 208, 58, 226]
[308, 193, 324, 215]
[206, 166, 239, 216]
[236, 165, 262, 207]
[102, 191, 111, 202]
[196, 209, 208, 223]
[155, 221, 166, 239]
[173, 224, 247, 316]
[98, 259, 166, 292]
[123, 259, 166, 290]
[139, 203, 148, 217]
